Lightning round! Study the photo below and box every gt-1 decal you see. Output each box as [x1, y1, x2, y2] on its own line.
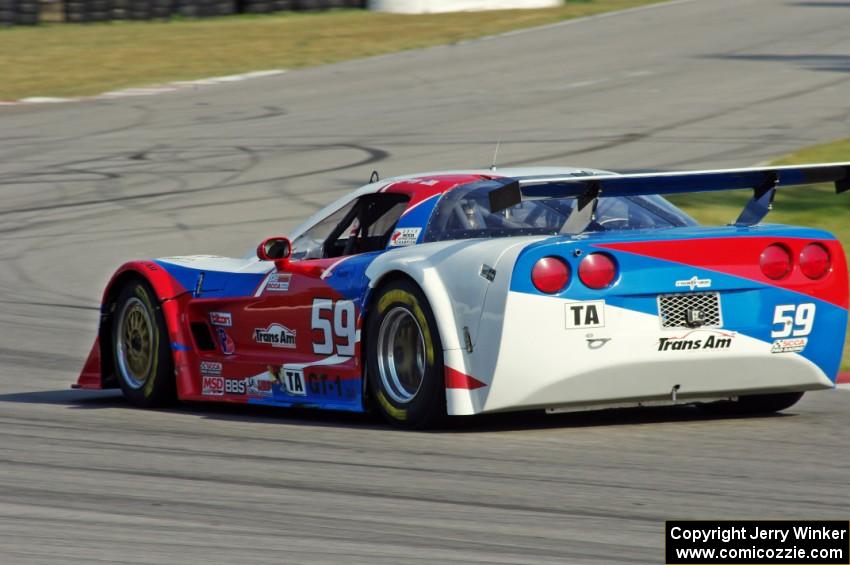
[254, 323, 296, 348]
[657, 330, 735, 352]
[564, 301, 605, 329]
[311, 299, 356, 356]
[307, 372, 345, 397]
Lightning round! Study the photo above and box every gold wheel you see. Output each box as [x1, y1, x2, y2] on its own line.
[115, 296, 155, 390]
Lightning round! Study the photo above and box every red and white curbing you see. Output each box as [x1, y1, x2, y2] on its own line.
[837, 372, 850, 390]
[0, 69, 285, 107]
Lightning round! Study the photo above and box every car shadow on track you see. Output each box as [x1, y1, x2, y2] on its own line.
[444, 405, 792, 433]
[0, 388, 382, 429]
[0, 388, 791, 432]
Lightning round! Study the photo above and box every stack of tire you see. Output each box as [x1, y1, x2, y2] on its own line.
[298, 0, 359, 8]
[245, 0, 362, 11]
[176, 0, 235, 17]
[0, 0, 15, 25]
[65, 0, 112, 22]
[1, 0, 40, 25]
[124, 0, 170, 19]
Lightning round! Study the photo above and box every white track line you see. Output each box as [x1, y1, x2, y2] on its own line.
[0, 69, 286, 107]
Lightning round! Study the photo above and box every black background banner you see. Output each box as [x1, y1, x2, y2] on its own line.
[666, 520, 849, 564]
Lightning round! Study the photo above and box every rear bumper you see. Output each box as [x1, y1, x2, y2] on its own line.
[447, 292, 836, 415]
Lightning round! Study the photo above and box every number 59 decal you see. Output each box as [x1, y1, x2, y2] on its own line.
[771, 303, 816, 338]
[311, 299, 356, 356]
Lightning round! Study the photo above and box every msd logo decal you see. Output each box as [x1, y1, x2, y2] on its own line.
[254, 323, 296, 348]
[675, 276, 712, 291]
[389, 227, 421, 247]
[202, 376, 224, 396]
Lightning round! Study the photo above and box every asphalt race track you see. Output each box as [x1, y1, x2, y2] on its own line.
[2, 1, 850, 563]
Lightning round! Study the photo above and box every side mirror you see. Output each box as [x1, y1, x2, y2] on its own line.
[257, 237, 291, 262]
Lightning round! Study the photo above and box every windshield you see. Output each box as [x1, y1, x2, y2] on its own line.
[423, 181, 698, 243]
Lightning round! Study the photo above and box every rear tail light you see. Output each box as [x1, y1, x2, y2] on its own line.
[531, 257, 570, 294]
[578, 253, 617, 289]
[760, 243, 793, 280]
[799, 243, 831, 280]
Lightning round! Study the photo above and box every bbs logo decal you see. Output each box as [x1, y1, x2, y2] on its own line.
[254, 323, 296, 348]
[202, 376, 224, 396]
[564, 301, 605, 329]
[657, 330, 735, 352]
[224, 379, 246, 395]
[388, 227, 421, 247]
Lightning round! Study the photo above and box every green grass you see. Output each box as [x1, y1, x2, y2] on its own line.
[0, 0, 666, 100]
[668, 138, 850, 371]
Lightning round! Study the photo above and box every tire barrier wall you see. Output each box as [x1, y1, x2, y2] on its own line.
[1, 0, 41, 25]
[369, 0, 559, 13]
[0, 0, 363, 24]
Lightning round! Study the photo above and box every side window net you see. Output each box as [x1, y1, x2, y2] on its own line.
[291, 194, 410, 261]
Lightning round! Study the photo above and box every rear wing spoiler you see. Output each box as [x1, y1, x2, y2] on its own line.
[489, 162, 850, 234]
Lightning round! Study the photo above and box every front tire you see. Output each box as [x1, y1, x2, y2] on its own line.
[111, 280, 176, 407]
[699, 392, 804, 415]
[366, 279, 446, 429]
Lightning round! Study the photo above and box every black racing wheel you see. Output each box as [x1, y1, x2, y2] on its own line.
[366, 279, 446, 429]
[111, 280, 176, 407]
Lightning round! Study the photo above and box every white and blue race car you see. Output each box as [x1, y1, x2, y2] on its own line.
[76, 163, 850, 428]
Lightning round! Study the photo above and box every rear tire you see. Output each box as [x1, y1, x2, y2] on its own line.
[111, 280, 176, 407]
[366, 279, 446, 429]
[699, 392, 804, 415]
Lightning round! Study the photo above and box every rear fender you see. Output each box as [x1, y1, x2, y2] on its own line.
[75, 261, 194, 395]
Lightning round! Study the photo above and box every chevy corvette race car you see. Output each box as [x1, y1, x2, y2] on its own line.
[76, 163, 850, 428]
